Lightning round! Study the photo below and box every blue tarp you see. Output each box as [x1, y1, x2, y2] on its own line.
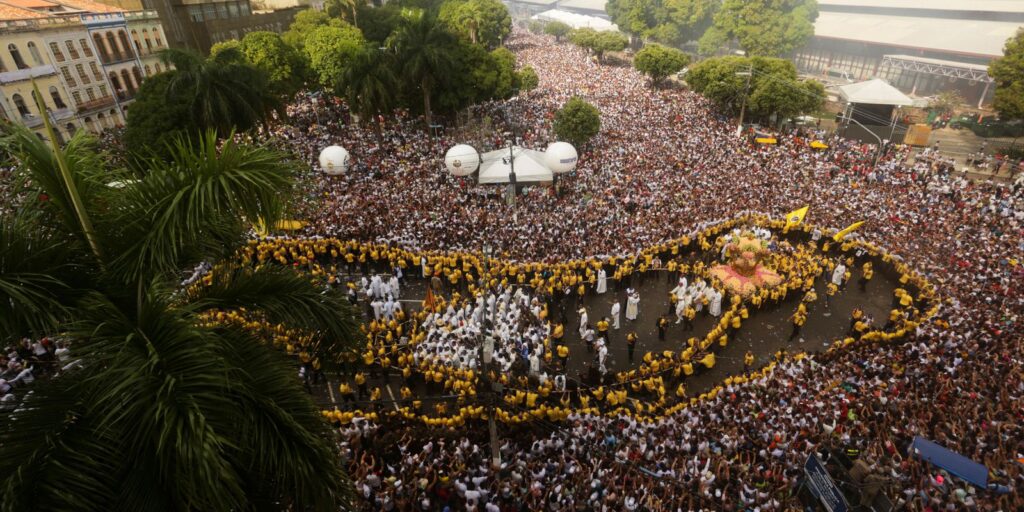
[910, 437, 989, 488]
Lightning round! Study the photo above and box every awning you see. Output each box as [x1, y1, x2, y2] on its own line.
[839, 79, 913, 106]
[478, 146, 553, 184]
[910, 437, 989, 488]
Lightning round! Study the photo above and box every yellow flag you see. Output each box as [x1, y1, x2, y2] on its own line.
[832, 221, 865, 242]
[784, 206, 809, 229]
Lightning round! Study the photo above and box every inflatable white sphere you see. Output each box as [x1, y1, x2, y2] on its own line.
[445, 144, 480, 176]
[319, 145, 350, 175]
[545, 142, 578, 174]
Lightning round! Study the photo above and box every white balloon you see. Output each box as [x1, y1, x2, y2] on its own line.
[545, 142, 578, 174]
[319, 145, 350, 175]
[445, 144, 480, 176]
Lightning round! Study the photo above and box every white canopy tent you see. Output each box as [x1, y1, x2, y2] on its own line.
[531, 9, 618, 32]
[838, 79, 913, 106]
[477, 146, 553, 184]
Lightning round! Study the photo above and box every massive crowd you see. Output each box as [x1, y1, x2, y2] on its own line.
[257, 31, 1022, 511]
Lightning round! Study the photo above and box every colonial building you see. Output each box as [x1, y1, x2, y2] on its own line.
[0, 0, 168, 141]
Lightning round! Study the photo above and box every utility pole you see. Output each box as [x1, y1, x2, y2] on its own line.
[735, 62, 753, 137]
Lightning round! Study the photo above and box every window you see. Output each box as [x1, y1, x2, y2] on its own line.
[203, 3, 217, 21]
[154, 63, 162, 73]
[66, 123, 76, 135]
[109, 72, 121, 91]
[144, 64, 152, 76]
[61, 66, 76, 87]
[27, 42, 43, 66]
[12, 94, 30, 116]
[121, 69, 135, 93]
[92, 34, 108, 62]
[75, 63, 90, 84]
[79, 39, 92, 57]
[9, 44, 28, 70]
[188, 5, 203, 22]
[142, 29, 153, 50]
[98, 84, 107, 97]
[84, 116, 94, 131]
[97, 112, 107, 128]
[216, 3, 228, 19]
[72, 91, 83, 106]
[49, 42, 65, 62]
[49, 86, 66, 109]
[240, 1, 251, 16]
[64, 40, 80, 59]
[118, 31, 133, 58]
[89, 61, 101, 80]
[132, 66, 143, 87]
[105, 32, 121, 60]
[86, 87, 96, 101]
[153, 29, 163, 48]
[228, 2, 239, 17]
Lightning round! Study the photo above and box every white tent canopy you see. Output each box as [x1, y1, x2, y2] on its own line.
[478, 146, 553, 184]
[839, 79, 913, 106]
[531, 9, 618, 32]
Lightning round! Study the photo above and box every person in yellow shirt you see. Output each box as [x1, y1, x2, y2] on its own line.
[789, 310, 806, 341]
[556, 344, 569, 368]
[859, 261, 873, 290]
[626, 331, 638, 362]
[744, 351, 754, 372]
[597, 318, 609, 341]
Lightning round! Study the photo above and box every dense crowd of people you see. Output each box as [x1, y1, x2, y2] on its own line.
[256, 31, 1023, 511]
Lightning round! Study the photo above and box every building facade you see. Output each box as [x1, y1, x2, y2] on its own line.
[0, 0, 168, 141]
[795, 0, 1024, 108]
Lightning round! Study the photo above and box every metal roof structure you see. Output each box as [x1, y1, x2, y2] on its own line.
[881, 55, 994, 83]
[839, 79, 914, 106]
[813, 10, 1022, 57]
[556, 0, 607, 13]
[819, 0, 1024, 13]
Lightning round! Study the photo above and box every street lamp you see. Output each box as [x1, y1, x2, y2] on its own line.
[318, 145, 350, 175]
[544, 141, 578, 196]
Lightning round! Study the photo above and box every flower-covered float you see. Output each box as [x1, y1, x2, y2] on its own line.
[709, 231, 783, 297]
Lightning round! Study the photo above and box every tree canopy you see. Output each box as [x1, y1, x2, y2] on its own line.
[605, 0, 717, 46]
[543, 20, 572, 42]
[989, 28, 1024, 121]
[569, 29, 628, 62]
[633, 44, 690, 87]
[687, 55, 823, 122]
[698, 0, 818, 57]
[553, 96, 602, 147]
[220, 31, 307, 97]
[518, 65, 539, 93]
[438, 0, 511, 49]
[304, 24, 366, 89]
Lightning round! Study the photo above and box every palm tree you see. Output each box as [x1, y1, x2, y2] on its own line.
[339, 46, 398, 144]
[387, 13, 456, 132]
[0, 104, 358, 510]
[159, 48, 283, 136]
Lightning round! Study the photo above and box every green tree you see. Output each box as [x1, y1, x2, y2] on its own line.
[517, 65, 539, 93]
[0, 121, 358, 510]
[570, 29, 628, 62]
[282, 9, 344, 50]
[605, 0, 716, 46]
[238, 31, 306, 97]
[633, 43, 690, 87]
[543, 20, 571, 42]
[989, 29, 1024, 121]
[155, 48, 282, 137]
[304, 24, 366, 89]
[123, 73, 194, 156]
[325, 0, 364, 27]
[929, 90, 965, 115]
[357, 3, 404, 43]
[438, 0, 511, 48]
[339, 46, 398, 141]
[388, 12, 456, 131]
[527, 20, 544, 34]
[698, 0, 818, 57]
[553, 96, 601, 147]
[687, 55, 823, 120]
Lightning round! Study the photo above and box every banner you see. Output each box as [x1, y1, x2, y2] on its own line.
[804, 454, 849, 512]
[910, 437, 988, 488]
[785, 206, 809, 230]
[833, 221, 865, 242]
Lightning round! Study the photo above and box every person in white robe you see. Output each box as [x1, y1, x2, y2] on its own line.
[709, 290, 723, 317]
[596, 269, 608, 294]
[625, 292, 640, 321]
[832, 263, 846, 287]
[610, 301, 622, 330]
[578, 308, 589, 338]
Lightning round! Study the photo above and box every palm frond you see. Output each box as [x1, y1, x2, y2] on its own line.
[185, 265, 360, 358]
[107, 131, 294, 283]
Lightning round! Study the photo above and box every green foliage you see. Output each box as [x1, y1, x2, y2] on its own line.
[698, 0, 818, 57]
[517, 65, 539, 93]
[358, 3, 404, 42]
[0, 124, 359, 510]
[543, 20, 571, 42]
[553, 96, 601, 147]
[527, 20, 544, 34]
[325, 0, 365, 26]
[569, 28, 628, 62]
[387, 12, 457, 128]
[687, 55, 823, 120]
[126, 49, 281, 156]
[605, 0, 717, 46]
[633, 43, 690, 86]
[123, 73, 193, 157]
[339, 45, 398, 139]
[438, 0, 511, 48]
[989, 29, 1024, 121]
[929, 90, 965, 115]
[304, 24, 366, 89]
[282, 9, 345, 50]
[237, 31, 306, 97]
